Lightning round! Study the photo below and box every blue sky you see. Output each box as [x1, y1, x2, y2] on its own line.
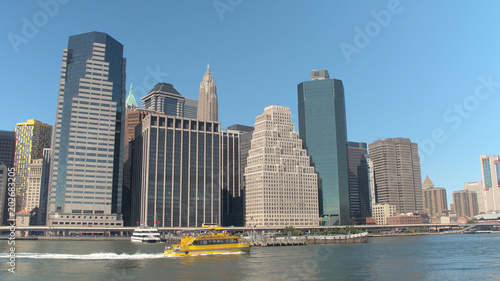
[2, 0, 500, 206]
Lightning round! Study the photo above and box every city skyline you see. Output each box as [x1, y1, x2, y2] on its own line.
[3, 1, 500, 206]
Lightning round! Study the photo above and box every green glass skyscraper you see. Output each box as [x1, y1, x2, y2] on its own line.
[298, 70, 350, 225]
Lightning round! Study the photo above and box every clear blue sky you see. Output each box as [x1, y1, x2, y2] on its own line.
[2, 1, 500, 206]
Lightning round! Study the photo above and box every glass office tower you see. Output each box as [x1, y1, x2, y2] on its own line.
[298, 70, 350, 225]
[48, 32, 126, 227]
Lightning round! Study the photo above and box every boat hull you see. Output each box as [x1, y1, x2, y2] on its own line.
[164, 246, 251, 256]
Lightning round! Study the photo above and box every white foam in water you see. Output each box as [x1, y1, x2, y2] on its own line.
[0, 252, 166, 260]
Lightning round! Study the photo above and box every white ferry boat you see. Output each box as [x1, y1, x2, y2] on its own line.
[131, 227, 161, 243]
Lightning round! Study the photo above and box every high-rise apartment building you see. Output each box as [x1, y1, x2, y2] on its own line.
[197, 65, 218, 121]
[453, 190, 478, 218]
[464, 181, 485, 214]
[0, 130, 16, 167]
[369, 138, 423, 213]
[48, 32, 126, 227]
[245, 105, 318, 227]
[298, 70, 350, 225]
[14, 119, 52, 210]
[480, 155, 500, 212]
[347, 142, 370, 219]
[132, 113, 221, 227]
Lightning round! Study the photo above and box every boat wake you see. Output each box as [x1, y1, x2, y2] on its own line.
[0, 252, 166, 260]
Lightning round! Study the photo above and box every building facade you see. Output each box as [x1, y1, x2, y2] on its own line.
[453, 190, 479, 218]
[369, 138, 423, 214]
[26, 159, 42, 214]
[0, 130, 16, 167]
[48, 32, 126, 227]
[347, 142, 370, 219]
[464, 181, 485, 214]
[245, 105, 319, 227]
[197, 65, 218, 121]
[297, 70, 350, 225]
[372, 203, 396, 225]
[220, 131, 242, 226]
[133, 113, 221, 227]
[480, 155, 500, 212]
[14, 119, 52, 211]
[421, 175, 447, 218]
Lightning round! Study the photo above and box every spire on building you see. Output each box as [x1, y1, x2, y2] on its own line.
[126, 83, 138, 110]
[197, 64, 218, 121]
[422, 174, 435, 190]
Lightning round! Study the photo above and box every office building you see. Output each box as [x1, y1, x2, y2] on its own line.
[25, 159, 42, 214]
[0, 130, 16, 167]
[421, 175, 447, 218]
[36, 148, 51, 225]
[141, 82, 198, 119]
[480, 155, 500, 212]
[372, 203, 396, 225]
[453, 190, 479, 218]
[245, 105, 318, 227]
[298, 70, 350, 225]
[464, 181, 485, 214]
[132, 113, 221, 227]
[197, 65, 218, 121]
[14, 119, 52, 210]
[369, 138, 423, 213]
[48, 32, 126, 227]
[347, 142, 370, 219]
[220, 131, 242, 226]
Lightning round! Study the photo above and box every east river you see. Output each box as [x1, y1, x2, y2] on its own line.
[1, 234, 499, 280]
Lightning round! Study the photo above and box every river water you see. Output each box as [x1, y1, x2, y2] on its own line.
[1, 234, 499, 280]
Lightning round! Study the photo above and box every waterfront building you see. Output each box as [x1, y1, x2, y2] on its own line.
[0, 130, 16, 167]
[0, 165, 8, 225]
[369, 138, 423, 213]
[132, 113, 221, 227]
[244, 105, 319, 227]
[298, 70, 350, 225]
[347, 142, 371, 219]
[464, 181, 485, 214]
[14, 119, 52, 210]
[48, 32, 126, 227]
[197, 65, 218, 121]
[421, 175, 447, 218]
[26, 159, 42, 214]
[453, 190, 478, 218]
[386, 213, 422, 225]
[480, 155, 500, 212]
[372, 203, 396, 225]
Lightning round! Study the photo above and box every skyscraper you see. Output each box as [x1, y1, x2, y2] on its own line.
[220, 131, 242, 226]
[48, 32, 126, 227]
[297, 70, 349, 225]
[132, 113, 221, 227]
[141, 83, 196, 118]
[453, 190, 478, 218]
[369, 138, 423, 214]
[14, 119, 52, 210]
[464, 181, 485, 214]
[245, 105, 318, 227]
[480, 155, 500, 212]
[197, 65, 218, 121]
[0, 130, 16, 167]
[347, 142, 368, 219]
[421, 175, 447, 218]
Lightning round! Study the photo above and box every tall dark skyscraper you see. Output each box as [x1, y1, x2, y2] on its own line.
[347, 142, 370, 219]
[48, 32, 126, 227]
[298, 70, 350, 225]
[0, 131, 16, 167]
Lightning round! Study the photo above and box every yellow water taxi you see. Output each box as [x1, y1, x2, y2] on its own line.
[164, 224, 251, 256]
